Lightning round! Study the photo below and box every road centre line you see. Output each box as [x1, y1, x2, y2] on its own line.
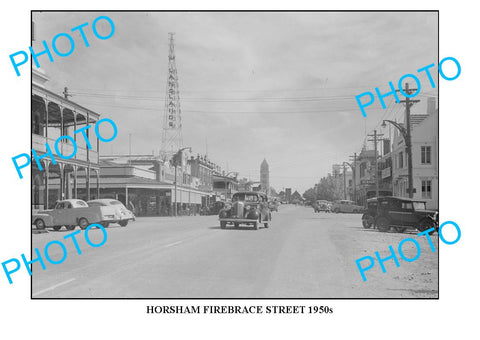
[32, 278, 76, 297]
[163, 241, 183, 248]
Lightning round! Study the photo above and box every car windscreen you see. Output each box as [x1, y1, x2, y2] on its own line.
[76, 200, 88, 207]
[87, 202, 105, 207]
[109, 200, 123, 205]
[233, 194, 258, 202]
[413, 202, 427, 210]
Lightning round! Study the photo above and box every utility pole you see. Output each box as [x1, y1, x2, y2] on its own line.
[128, 133, 132, 164]
[172, 147, 191, 217]
[63, 87, 72, 100]
[398, 83, 420, 198]
[367, 130, 383, 198]
[349, 152, 357, 204]
[342, 162, 347, 200]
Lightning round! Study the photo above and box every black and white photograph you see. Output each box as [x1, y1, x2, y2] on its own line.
[29, 11, 439, 298]
[1, 2, 478, 339]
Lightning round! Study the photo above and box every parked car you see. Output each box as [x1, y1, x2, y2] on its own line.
[361, 197, 378, 228]
[331, 200, 364, 213]
[32, 199, 118, 231]
[268, 200, 279, 212]
[87, 199, 135, 227]
[314, 200, 331, 213]
[219, 191, 271, 230]
[362, 196, 438, 233]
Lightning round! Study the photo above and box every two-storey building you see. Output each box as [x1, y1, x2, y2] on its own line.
[32, 69, 101, 210]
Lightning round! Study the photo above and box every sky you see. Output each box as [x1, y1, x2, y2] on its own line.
[32, 11, 438, 193]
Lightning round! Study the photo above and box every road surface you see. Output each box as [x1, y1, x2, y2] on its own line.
[31, 204, 438, 298]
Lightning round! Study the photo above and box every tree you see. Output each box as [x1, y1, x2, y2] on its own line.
[303, 188, 317, 202]
[305, 174, 342, 202]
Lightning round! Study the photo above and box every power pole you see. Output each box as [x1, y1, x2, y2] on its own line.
[128, 133, 132, 164]
[367, 130, 383, 198]
[397, 83, 420, 198]
[343, 162, 347, 200]
[63, 87, 72, 100]
[349, 152, 357, 204]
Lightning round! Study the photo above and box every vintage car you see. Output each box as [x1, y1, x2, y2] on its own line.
[362, 196, 438, 233]
[268, 200, 279, 212]
[331, 200, 364, 213]
[313, 200, 331, 213]
[361, 198, 378, 228]
[218, 191, 271, 230]
[87, 199, 135, 227]
[32, 199, 118, 231]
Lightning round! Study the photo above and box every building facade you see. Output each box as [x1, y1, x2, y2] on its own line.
[391, 100, 438, 210]
[32, 69, 102, 210]
[93, 154, 213, 216]
[189, 154, 215, 192]
[212, 173, 238, 200]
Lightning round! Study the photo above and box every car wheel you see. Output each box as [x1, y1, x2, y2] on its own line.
[376, 217, 390, 232]
[119, 221, 128, 227]
[394, 226, 407, 233]
[253, 222, 259, 230]
[79, 218, 89, 230]
[34, 219, 46, 230]
[100, 222, 109, 228]
[335, 209, 340, 213]
[353, 209, 358, 214]
[234, 223, 239, 228]
[264, 222, 269, 228]
[53, 226, 62, 231]
[220, 221, 227, 229]
[417, 218, 435, 233]
[66, 225, 76, 231]
[362, 215, 374, 229]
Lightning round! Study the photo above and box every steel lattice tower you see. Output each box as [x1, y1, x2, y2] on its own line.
[161, 33, 183, 159]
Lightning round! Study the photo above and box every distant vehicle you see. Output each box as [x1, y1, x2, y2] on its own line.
[362, 196, 438, 233]
[331, 200, 364, 213]
[32, 199, 118, 231]
[314, 200, 331, 213]
[268, 200, 279, 212]
[87, 199, 135, 227]
[219, 191, 271, 230]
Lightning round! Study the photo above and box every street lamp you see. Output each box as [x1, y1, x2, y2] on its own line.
[382, 119, 413, 198]
[172, 147, 191, 216]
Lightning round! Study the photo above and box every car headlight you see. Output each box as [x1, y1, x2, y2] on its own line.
[224, 203, 231, 210]
[219, 211, 228, 218]
[245, 205, 251, 210]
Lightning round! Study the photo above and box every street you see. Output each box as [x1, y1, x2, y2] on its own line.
[32, 204, 438, 298]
